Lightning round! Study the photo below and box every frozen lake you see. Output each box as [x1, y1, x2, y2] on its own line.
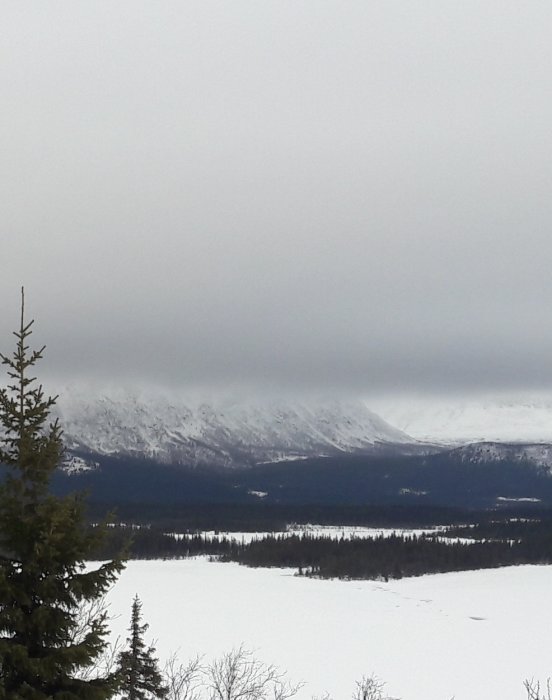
[105, 558, 552, 700]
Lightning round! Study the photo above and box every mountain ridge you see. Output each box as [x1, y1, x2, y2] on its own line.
[52, 385, 414, 468]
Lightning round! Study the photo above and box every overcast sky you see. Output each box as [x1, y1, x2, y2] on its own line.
[1, 1, 552, 398]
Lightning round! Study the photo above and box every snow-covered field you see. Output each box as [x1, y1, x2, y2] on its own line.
[105, 558, 552, 700]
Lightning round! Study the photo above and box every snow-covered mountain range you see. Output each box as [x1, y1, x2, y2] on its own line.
[450, 442, 552, 469]
[368, 395, 552, 445]
[53, 385, 412, 468]
[37, 386, 552, 506]
[40, 386, 552, 473]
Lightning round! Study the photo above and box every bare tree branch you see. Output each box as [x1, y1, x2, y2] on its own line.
[70, 595, 122, 681]
[525, 679, 552, 700]
[352, 675, 399, 700]
[204, 646, 302, 700]
[164, 652, 204, 700]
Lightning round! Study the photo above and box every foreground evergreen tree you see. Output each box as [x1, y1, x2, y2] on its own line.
[117, 595, 167, 700]
[0, 290, 124, 698]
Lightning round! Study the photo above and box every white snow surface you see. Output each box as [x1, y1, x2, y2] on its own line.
[53, 384, 410, 467]
[59, 455, 99, 475]
[106, 559, 552, 700]
[369, 393, 552, 444]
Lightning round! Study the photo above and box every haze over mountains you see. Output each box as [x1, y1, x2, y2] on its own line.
[49, 384, 552, 471]
[53, 385, 411, 469]
[371, 395, 552, 444]
[43, 384, 552, 509]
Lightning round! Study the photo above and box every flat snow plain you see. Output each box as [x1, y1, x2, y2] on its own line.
[105, 557, 552, 700]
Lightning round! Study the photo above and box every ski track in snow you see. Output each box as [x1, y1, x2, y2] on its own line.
[105, 559, 552, 700]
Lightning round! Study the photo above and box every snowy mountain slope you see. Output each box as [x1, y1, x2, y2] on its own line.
[53, 385, 413, 468]
[368, 395, 552, 444]
[451, 442, 552, 470]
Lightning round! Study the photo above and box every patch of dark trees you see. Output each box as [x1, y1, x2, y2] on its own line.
[221, 532, 552, 580]
[90, 527, 236, 561]
[444, 515, 552, 542]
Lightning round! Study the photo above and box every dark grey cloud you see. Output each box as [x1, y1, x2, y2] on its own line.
[2, 1, 552, 396]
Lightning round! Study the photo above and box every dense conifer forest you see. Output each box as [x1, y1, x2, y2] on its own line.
[221, 531, 552, 579]
[53, 449, 552, 510]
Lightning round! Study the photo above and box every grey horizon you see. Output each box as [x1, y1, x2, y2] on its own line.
[2, 1, 551, 398]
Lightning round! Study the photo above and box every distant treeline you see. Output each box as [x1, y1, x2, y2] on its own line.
[92, 521, 552, 580]
[444, 515, 552, 543]
[91, 527, 239, 560]
[84, 500, 546, 532]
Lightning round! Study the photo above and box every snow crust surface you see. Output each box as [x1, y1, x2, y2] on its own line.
[106, 559, 552, 700]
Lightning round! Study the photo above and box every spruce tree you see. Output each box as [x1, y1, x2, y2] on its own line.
[0, 289, 124, 699]
[117, 595, 167, 700]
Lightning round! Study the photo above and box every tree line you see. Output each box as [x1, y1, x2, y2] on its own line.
[90, 524, 552, 581]
[80, 500, 478, 533]
[220, 531, 552, 579]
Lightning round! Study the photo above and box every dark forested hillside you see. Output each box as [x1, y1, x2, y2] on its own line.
[51, 448, 552, 511]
